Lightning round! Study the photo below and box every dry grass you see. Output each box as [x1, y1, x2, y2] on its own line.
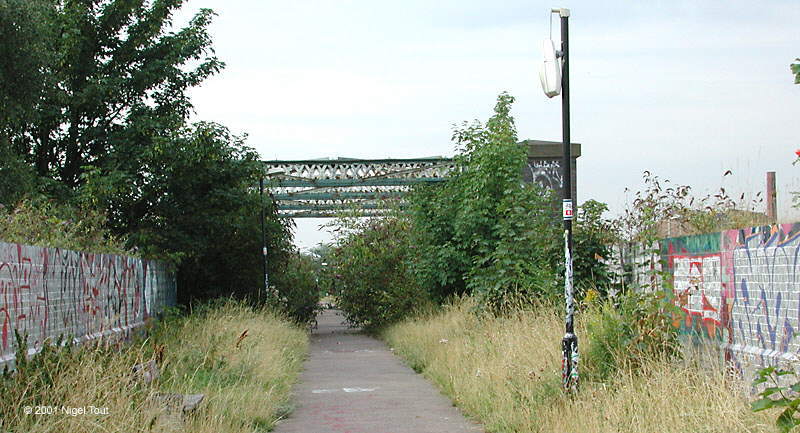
[382, 297, 775, 433]
[0, 300, 308, 433]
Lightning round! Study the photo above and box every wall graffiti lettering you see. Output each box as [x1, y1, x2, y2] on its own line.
[524, 159, 563, 192]
[0, 241, 175, 366]
[671, 253, 725, 339]
[661, 223, 800, 382]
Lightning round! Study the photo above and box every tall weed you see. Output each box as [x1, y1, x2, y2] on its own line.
[0, 300, 307, 433]
[384, 297, 772, 433]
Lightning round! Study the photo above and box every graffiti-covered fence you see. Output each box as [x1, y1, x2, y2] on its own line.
[659, 223, 800, 383]
[0, 241, 176, 367]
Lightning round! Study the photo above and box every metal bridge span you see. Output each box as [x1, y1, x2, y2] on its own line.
[262, 140, 580, 218]
[262, 157, 455, 218]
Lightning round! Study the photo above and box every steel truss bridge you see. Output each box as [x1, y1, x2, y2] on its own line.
[262, 157, 456, 218]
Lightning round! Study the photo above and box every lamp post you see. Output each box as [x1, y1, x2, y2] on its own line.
[540, 7, 578, 393]
[259, 176, 268, 301]
[321, 262, 328, 297]
[260, 167, 285, 301]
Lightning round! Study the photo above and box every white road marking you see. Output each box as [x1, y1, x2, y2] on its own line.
[311, 387, 378, 394]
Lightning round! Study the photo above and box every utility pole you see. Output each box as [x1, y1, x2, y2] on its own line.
[766, 171, 777, 223]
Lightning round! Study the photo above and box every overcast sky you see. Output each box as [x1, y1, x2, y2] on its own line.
[175, 0, 800, 250]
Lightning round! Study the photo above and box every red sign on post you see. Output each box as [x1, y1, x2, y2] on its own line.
[562, 199, 573, 221]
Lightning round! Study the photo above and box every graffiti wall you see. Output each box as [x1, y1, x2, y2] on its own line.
[661, 223, 800, 381]
[0, 241, 176, 366]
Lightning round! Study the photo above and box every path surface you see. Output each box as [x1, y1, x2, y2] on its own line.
[273, 310, 483, 433]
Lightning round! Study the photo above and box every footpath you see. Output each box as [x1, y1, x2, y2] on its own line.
[272, 310, 482, 433]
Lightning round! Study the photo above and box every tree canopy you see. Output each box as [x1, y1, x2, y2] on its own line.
[1, 0, 223, 188]
[0, 0, 294, 305]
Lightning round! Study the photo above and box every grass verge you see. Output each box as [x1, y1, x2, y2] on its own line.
[0, 299, 308, 432]
[382, 297, 774, 433]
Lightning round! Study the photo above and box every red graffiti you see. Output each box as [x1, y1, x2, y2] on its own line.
[0, 242, 174, 364]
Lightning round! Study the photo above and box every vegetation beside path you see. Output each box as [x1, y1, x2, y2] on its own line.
[383, 298, 773, 433]
[0, 301, 307, 433]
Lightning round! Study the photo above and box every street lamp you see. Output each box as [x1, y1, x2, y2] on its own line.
[320, 262, 329, 298]
[260, 167, 285, 300]
[540, 7, 578, 393]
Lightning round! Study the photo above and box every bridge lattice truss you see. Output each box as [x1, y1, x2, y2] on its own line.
[262, 158, 456, 218]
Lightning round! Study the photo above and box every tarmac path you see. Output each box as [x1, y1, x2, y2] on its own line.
[272, 309, 483, 433]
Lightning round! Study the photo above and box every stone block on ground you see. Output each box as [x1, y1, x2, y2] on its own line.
[148, 392, 206, 430]
[132, 360, 160, 384]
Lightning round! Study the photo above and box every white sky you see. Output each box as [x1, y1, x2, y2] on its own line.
[176, 0, 800, 250]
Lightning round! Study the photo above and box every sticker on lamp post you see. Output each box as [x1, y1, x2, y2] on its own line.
[562, 199, 573, 221]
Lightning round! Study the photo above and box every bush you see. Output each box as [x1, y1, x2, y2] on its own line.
[573, 200, 616, 296]
[0, 197, 130, 254]
[330, 216, 432, 330]
[583, 291, 681, 382]
[751, 366, 800, 432]
[271, 252, 322, 325]
[614, 170, 770, 244]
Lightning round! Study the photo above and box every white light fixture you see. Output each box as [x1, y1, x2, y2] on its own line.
[539, 39, 561, 98]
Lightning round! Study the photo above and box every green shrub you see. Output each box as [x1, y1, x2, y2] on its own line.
[330, 94, 615, 315]
[97, 122, 293, 303]
[330, 216, 432, 330]
[271, 252, 322, 325]
[583, 291, 681, 382]
[573, 200, 616, 297]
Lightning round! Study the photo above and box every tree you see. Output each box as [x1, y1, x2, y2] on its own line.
[409, 93, 561, 307]
[82, 122, 293, 303]
[0, 1, 295, 304]
[0, 0, 54, 138]
[2, 0, 223, 187]
[0, 0, 56, 204]
[792, 59, 799, 84]
[573, 200, 615, 296]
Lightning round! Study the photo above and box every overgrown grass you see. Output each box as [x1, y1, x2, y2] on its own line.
[383, 297, 774, 433]
[0, 300, 307, 432]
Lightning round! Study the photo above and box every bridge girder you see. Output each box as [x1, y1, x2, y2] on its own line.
[262, 157, 455, 218]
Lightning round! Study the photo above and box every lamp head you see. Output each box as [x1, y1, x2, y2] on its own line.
[539, 39, 562, 98]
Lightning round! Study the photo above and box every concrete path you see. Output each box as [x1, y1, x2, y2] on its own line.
[273, 310, 483, 433]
